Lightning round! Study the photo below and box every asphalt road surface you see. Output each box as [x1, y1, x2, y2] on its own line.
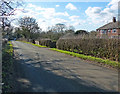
[12, 41, 118, 92]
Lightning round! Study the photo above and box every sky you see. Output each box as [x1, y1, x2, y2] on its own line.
[11, 0, 119, 32]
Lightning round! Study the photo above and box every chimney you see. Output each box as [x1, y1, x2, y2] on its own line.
[113, 17, 116, 22]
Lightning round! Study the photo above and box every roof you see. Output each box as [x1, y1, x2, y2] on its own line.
[97, 21, 120, 30]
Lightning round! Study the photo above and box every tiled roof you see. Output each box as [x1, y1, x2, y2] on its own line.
[97, 21, 120, 30]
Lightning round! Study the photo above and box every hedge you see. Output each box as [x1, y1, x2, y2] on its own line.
[56, 38, 119, 62]
[37, 39, 56, 48]
[50, 48, 120, 68]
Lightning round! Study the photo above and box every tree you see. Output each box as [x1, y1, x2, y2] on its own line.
[0, 0, 23, 32]
[54, 23, 66, 33]
[18, 17, 41, 40]
[42, 24, 66, 40]
[65, 25, 75, 33]
[89, 30, 97, 37]
[40, 24, 74, 41]
[75, 30, 88, 35]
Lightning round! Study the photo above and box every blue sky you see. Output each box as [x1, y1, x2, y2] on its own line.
[12, 0, 119, 32]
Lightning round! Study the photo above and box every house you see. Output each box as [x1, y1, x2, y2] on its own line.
[97, 17, 120, 38]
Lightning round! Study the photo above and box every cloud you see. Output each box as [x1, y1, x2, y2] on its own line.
[65, 3, 77, 10]
[55, 11, 69, 17]
[108, 0, 120, 11]
[51, 18, 68, 24]
[37, 18, 68, 31]
[69, 15, 80, 21]
[12, 3, 70, 21]
[27, 4, 69, 19]
[56, 5, 60, 7]
[108, 0, 120, 6]
[12, 3, 79, 30]
[39, 8, 69, 19]
[21, 4, 69, 30]
[13, 8, 40, 19]
[27, 4, 36, 8]
[85, 0, 119, 25]
[85, 7, 102, 21]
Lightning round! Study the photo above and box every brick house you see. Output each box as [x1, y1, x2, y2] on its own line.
[97, 17, 120, 38]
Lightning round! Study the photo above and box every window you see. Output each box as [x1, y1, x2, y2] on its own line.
[102, 30, 106, 34]
[112, 29, 117, 33]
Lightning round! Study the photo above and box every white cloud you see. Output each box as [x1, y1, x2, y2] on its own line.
[39, 8, 55, 19]
[108, 0, 120, 6]
[65, 3, 77, 10]
[17, 4, 70, 30]
[56, 5, 60, 7]
[85, 0, 119, 25]
[35, 7, 45, 11]
[13, 8, 39, 19]
[10, 3, 84, 31]
[37, 18, 68, 31]
[55, 11, 69, 17]
[27, 4, 36, 8]
[108, 0, 120, 11]
[72, 19, 86, 27]
[69, 15, 80, 21]
[51, 18, 68, 24]
[12, 3, 70, 21]
[72, 22, 81, 26]
[85, 7, 102, 23]
[27, 4, 70, 19]
[39, 8, 69, 19]
[68, 15, 86, 28]
[39, 22, 49, 31]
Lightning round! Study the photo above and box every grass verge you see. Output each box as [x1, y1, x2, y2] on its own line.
[19, 41, 47, 48]
[2, 41, 14, 92]
[18, 41, 120, 68]
[50, 48, 120, 69]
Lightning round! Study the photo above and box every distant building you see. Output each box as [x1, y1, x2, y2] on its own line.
[96, 17, 120, 38]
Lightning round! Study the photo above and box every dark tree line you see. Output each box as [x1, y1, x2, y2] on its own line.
[13, 17, 77, 41]
[13, 16, 97, 41]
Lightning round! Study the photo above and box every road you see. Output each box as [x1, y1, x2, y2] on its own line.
[12, 41, 118, 92]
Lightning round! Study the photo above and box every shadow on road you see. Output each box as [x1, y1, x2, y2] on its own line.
[10, 57, 114, 93]
[13, 47, 20, 50]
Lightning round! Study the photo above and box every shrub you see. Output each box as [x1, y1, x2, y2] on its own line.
[35, 39, 56, 48]
[56, 38, 119, 62]
[50, 48, 120, 68]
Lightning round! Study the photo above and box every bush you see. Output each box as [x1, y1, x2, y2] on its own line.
[35, 39, 56, 48]
[56, 38, 119, 61]
[39, 39, 51, 47]
[50, 48, 120, 68]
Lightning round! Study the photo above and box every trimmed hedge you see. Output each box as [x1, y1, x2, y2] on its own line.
[37, 39, 56, 48]
[39, 39, 51, 47]
[56, 38, 119, 62]
[50, 48, 120, 68]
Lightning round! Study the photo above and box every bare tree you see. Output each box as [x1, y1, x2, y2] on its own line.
[18, 17, 41, 40]
[65, 25, 75, 33]
[0, 0, 23, 32]
[19, 17, 40, 33]
[54, 23, 66, 33]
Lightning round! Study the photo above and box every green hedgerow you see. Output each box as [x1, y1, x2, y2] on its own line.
[50, 48, 119, 68]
